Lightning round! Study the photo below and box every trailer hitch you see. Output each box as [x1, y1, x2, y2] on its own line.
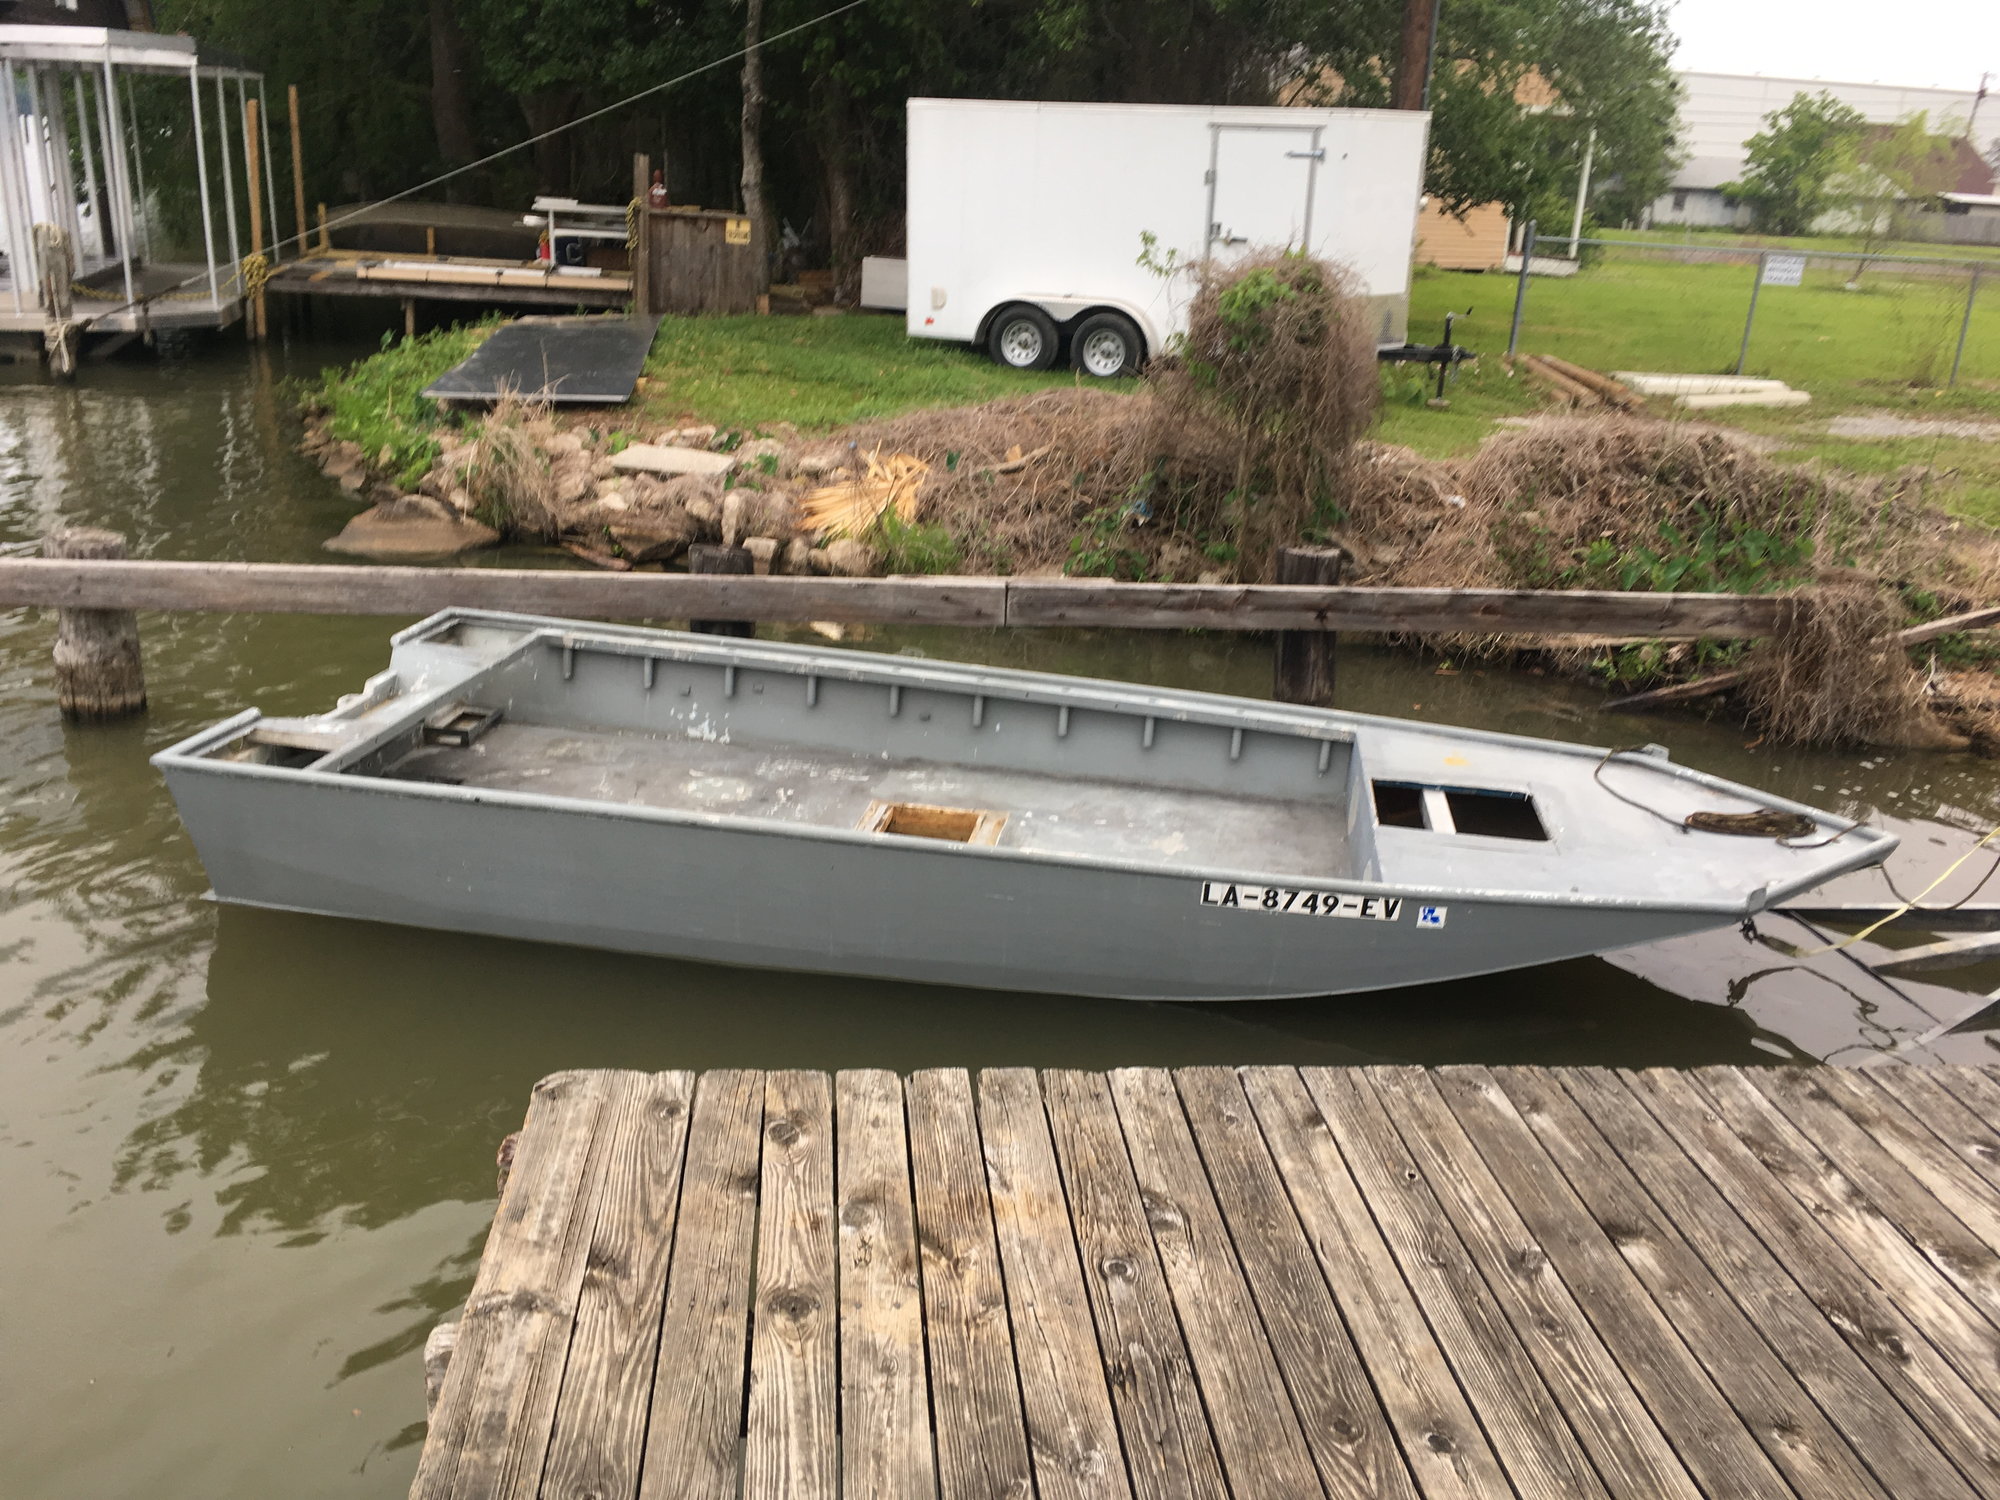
[1376, 309, 1476, 405]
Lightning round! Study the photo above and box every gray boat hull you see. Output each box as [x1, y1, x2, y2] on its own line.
[170, 762, 1720, 1001]
[153, 610, 1895, 1002]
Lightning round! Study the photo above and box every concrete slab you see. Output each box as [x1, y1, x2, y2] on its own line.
[1614, 372, 1791, 395]
[611, 443, 738, 477]
[1677, 389, 1812, 409]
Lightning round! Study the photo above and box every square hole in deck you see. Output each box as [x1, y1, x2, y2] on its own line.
[860, 800, 1007, 845]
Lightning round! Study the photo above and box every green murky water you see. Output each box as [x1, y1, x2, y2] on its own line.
[2, 341, 1998, 1497]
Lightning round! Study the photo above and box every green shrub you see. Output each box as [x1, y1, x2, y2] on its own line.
[308, 317, 502, 488]
[874, 510, 961, 574]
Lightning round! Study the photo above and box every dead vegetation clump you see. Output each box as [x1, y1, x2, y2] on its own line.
[831, 387, 1179, 574]
[1740, 582, 1943, 748]
[1354, 416, 1937, 596]
[453, 394, 562, 541]
[1144, 253, 1381, 573]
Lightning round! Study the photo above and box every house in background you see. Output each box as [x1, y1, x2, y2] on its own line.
[1646, 71, 1998, 234]
[1406, 72, 1560, 271]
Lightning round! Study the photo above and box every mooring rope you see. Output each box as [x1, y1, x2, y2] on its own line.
[1793, 821, 2000, 957]
[240, 252, 272, 298]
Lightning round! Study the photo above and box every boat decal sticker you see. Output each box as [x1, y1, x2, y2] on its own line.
[1417, 905, 1448, 929]
[1199, 883, 1401, 921]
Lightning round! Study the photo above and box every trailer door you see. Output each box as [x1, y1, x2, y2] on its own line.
[1205, 124, 1323, 262]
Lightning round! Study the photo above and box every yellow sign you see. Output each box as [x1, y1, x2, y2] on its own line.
[725, 217, 752, 246]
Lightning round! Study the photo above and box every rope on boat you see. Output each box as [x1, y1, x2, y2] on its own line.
[1592, 746, 1849, 846]
[1594, 745, 2000, 955]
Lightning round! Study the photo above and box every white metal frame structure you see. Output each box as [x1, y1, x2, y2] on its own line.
[0, 24, 265, 337]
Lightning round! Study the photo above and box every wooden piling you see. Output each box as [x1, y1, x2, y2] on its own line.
[42, 528, 145, 719]
[687, 544, 757, 637]
[287, 85, 307, 260]
[243, 98, 266, 341]
[1272, 545, 1346, 706]
[631, 152, 652, 317]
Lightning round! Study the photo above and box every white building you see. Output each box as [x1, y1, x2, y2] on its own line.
[1646, 71, 1997, 229]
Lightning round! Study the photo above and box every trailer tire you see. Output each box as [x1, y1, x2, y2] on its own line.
[1070, 312, 1144, 378]
[986, 305, 1059, 371]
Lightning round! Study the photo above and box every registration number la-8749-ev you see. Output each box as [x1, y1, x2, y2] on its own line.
[1199, 882, 1403, 921]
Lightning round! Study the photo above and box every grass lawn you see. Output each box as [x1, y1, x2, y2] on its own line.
[1399, 255, 2000, 523]
[1408, 257, 2000, 407]
[634, 311, 1085, 431]
[1598, 226, 2000, 266]
[313, 260, 2000, 527]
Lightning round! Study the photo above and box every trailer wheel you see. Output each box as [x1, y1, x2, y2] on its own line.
[1070, 312, 1144, 379]
[986, 305, 1059, 371]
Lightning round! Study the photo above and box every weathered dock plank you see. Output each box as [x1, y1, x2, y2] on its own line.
[408, 1064, 2000, 1500]
[834, 1070, 936, 1500]
[0, 557, 1795, 638]
[1043, 1070, 1228, 1500]
[1297, 1066, 1612, 1500]
[746, 1071, 837, 1500]
[636, 1069, 763, 1500]
[1109, 1067, 1325, 1500]
[978, 1068, 1130, 1500]
[540, 1070, 693, 1500]
[907, 1069, 1034, 1500]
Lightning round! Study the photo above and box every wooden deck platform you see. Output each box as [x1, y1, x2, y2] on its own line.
[413, 1065, 2000, 1500]
[267, 254, 630, 310]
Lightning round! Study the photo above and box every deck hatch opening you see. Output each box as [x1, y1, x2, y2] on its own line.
[860, 800, 1007, 846]
[423, 703, 503, 748]
[1372, 781, 1547, 840]
[1373, 781, 1428, 828]
[1445, 788, 1547, 841]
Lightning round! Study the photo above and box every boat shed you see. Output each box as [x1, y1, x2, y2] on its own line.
[0, 21, 269, 360]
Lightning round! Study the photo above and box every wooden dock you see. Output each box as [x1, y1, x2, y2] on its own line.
[414, 1064, 2000, 1500]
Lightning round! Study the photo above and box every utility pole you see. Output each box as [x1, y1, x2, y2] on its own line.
[1392, 0, 1441, 112]
[1567, 125, 1596, 258]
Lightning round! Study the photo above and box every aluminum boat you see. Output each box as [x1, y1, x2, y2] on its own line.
[153, 609, 1895, 1000]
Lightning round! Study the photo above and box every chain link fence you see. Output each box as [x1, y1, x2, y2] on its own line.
[1501, 227, 1996, 393]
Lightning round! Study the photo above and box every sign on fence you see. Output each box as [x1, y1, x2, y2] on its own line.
[1762, 253, 1806, 287]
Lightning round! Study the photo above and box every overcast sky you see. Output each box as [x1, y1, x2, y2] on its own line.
[1668, 0, 1999, 92]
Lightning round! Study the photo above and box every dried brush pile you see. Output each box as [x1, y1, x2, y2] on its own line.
[453, 393, 563, 542]
[1741, 582, 1939, 747]
[1354, 416, 1938, 597]
[835, 254, 1382, 580]
[1145, 253, 1381, 573]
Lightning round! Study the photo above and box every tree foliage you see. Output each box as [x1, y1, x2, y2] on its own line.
[1843, 112, 1966, 246]
[154, 0, 1683, 273]
[1725, 91, 1867, 236]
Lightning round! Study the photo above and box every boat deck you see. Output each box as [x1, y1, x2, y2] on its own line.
[414, 1063, 2000, 1500]
[375, 720, 1352, 877]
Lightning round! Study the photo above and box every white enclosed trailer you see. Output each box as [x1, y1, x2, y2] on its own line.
[903, 97, 1429, 376]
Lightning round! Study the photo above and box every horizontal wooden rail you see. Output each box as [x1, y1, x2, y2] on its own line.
[0, 559, 1798, 638]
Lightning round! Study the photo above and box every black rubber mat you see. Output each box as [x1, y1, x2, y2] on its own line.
[423, 314, 661, 404]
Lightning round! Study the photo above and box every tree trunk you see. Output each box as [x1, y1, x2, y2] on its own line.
[819, 76, 858, 302]
[739, 0, 772, 292]
[519, 90, 579, 197]
[428, 0, 477, 195]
